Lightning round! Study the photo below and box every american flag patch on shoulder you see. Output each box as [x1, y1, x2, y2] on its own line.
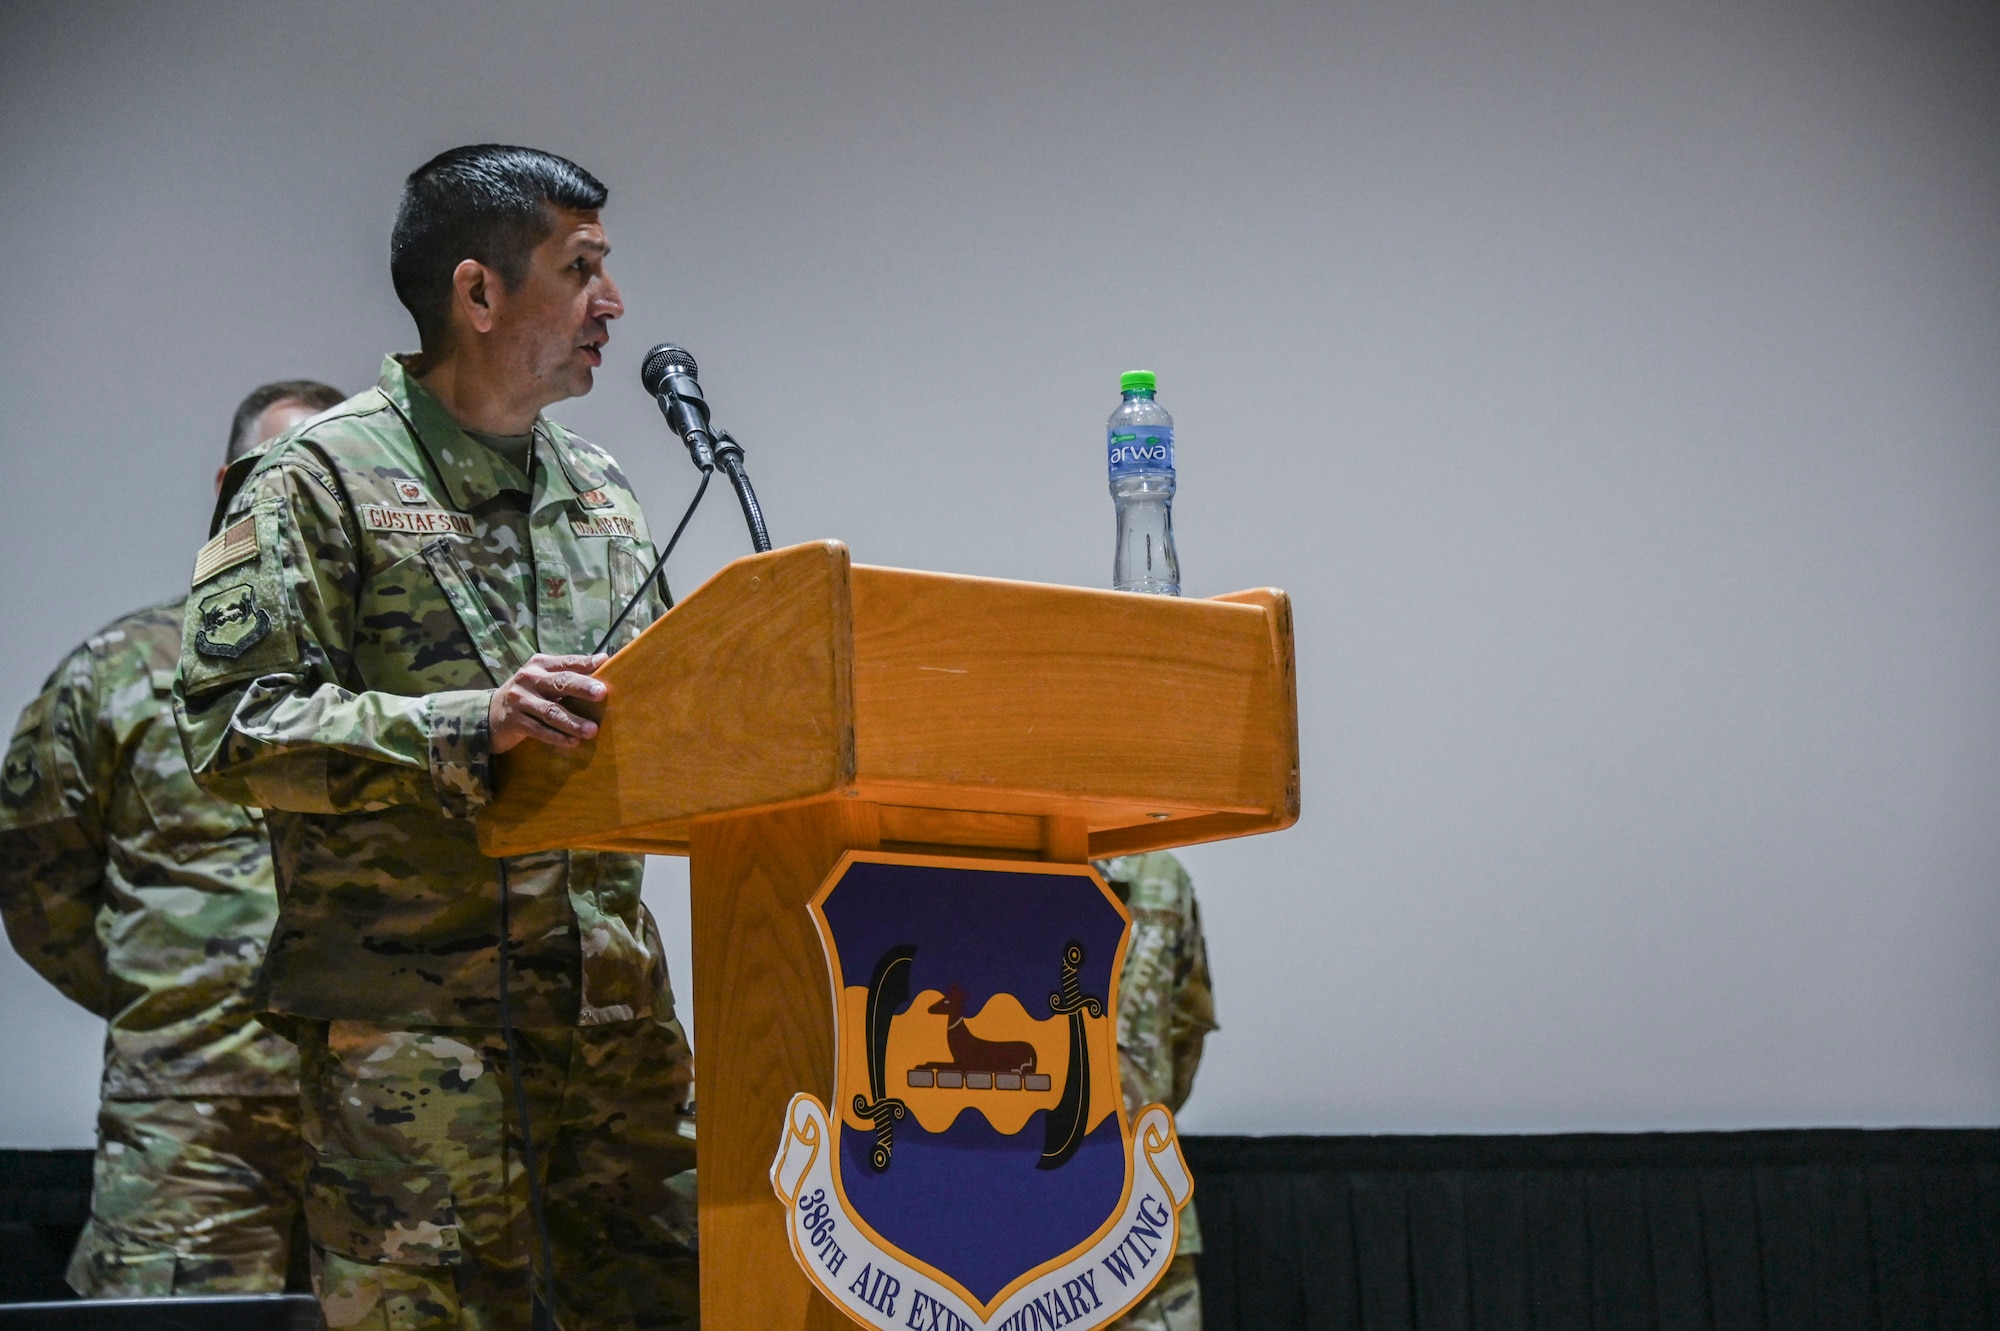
[192, 517, 259, 584]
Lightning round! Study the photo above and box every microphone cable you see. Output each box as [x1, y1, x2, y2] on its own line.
[594, 464, 712, 657]
[489, 346, 745, 1324]
[496, 856, 560, 1330]
[503, 462, 715, 1322]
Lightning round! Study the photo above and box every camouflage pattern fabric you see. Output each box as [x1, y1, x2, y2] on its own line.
[0, 599, 296, 1098]
[174, 355, 691, 1326]
[300, 1012, 697, 1330]
[67, 1095, 306, 1297]
[174, 355, 672, 1030]
[1097, 852, 1218, 1329]
[1107, 1255, 1200, 1331]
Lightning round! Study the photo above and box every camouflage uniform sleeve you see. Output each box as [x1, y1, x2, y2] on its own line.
[175, 456, 495, 818]
[1168, 888, 1218, 1114]
[0, 647, 116, 1015]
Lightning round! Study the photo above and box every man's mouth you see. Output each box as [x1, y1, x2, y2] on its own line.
[579, 341, 604, 368]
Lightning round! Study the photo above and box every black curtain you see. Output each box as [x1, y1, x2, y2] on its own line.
[1188, 1130, 2000, 1331]
[5, 1131, 2000, 1325]
[0, 1152, 88, 1303]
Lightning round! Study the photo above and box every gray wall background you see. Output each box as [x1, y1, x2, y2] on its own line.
[1, 0, 1996, 1147]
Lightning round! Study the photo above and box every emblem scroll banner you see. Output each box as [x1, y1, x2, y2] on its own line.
[772, 853, 1195, 1331]
[774, 1095, 1192, 1330]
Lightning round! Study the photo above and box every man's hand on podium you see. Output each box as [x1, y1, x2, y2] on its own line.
[489, 652, 610, 753]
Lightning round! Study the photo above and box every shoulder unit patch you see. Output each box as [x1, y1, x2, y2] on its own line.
[193, 583, 273, 659]
[1, 739, 39, 808]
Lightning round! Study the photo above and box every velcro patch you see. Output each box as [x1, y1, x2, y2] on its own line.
[1, 739, 39, 808]
[576, 488, 616, 509]
[361, 505, 472, 536]
[193, 583, 272, 659]
[192, 517, 259, 585]
[393, 479, 432, 506]
[571, 514, 639, 539]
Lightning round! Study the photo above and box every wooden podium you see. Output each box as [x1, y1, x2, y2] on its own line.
[478, 541, 1298, 1329]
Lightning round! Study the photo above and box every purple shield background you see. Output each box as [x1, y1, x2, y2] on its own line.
[820, 859, 1129, 1304]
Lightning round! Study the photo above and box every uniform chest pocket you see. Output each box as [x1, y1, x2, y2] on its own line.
[357, 544, 513, 692]
[605, 540, 657, 653]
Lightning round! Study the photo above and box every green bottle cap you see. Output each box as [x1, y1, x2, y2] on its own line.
[1120, 370, 1157, 394]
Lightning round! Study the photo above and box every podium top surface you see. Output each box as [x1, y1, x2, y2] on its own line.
[477, 541, 1297, 859]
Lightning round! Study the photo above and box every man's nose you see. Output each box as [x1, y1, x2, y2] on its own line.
[595, 276, 624, 321]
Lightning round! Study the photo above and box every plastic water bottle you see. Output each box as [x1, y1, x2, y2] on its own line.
[1108, 371, 1180, 595]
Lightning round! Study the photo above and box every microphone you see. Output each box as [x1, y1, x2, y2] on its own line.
[640, 343, 717, 471]
[638, 342, 775, 554]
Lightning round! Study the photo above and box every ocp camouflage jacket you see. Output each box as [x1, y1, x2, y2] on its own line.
[1097, 850, 1218, 1257]
[0, 601, 296, 1098]
[175, 355, 671, 1030]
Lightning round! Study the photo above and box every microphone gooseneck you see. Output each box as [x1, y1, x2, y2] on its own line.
[714, 432, 773, 553]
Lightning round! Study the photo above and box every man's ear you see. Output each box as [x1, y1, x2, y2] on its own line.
[214, 465, 228, 496]
[452, 258, 500, 336]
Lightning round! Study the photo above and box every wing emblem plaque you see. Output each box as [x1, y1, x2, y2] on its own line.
[772, 852, 1192, 1330]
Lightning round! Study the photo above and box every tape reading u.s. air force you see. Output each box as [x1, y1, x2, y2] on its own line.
[192, 516, 259, 584]
[571, 514, 639, 539]
[360, 506, 473, 536]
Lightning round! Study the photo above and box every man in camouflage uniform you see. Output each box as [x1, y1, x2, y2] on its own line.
[175, 146, 696, 1330]
[1097, 852, 1218, 1331]
[0, 378, 344, 1297]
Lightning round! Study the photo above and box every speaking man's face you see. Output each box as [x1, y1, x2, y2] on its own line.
[497, 207, 624, 408]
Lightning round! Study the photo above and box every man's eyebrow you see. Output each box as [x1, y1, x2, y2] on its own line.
[573, 236, 610, 255]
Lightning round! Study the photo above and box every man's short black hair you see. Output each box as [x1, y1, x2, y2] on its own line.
[227, 379, 344, 463]
[390, 144, 609, 354]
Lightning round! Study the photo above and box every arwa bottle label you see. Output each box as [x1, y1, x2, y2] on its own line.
[1107, 425, 1175, 477]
